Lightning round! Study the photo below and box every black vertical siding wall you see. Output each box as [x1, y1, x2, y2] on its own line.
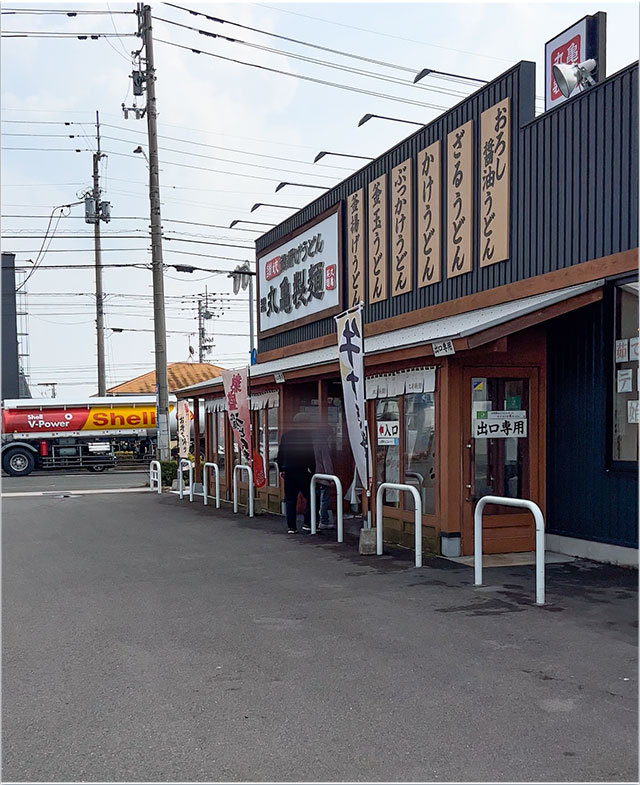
[257, 62, 638, 354]
[546, 300, 637, 547]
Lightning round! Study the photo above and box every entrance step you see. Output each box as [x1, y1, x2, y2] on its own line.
[443, 551, 575, 568]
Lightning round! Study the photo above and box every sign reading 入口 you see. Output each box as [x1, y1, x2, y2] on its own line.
[257, 210, 340, 335]
[377, 420, 399, 446]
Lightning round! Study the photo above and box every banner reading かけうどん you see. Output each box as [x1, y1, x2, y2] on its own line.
[222, 367, 252, 466]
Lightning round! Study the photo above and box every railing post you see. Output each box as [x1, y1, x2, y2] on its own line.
[203, 462, 220, 509]
[309, 473, 343, 543]
[375, 482, 422, 568]
[233, 464, 254, 518]
[149, 460, 161, 493]
[178, 458, 193, 501]
[474, 495, 545, 606]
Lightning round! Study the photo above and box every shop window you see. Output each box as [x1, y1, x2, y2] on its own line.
[216, 411, 226, 473]
[612, 282, 639, 463]
[376, 396, 400, 507]
[267, 406, 279, 485]
[404, 393, 436, 515]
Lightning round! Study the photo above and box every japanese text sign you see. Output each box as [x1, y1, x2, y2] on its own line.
[391, 158, 413, 297]
[222, 367, 252, 466]
[367, 174, 388, 304]
[473, 413, 528, 438]
[545, 18, 587, 110]
[417, 140, 441, 286]
[177, 399, 190, 458]
[336, 307, 370, 490]
[257, 210, 340, 334]
[377, 420, 399, 446]
[480, 98, 510, 267]
[347, 188, 365, 307]
[447, 120, 473, 279]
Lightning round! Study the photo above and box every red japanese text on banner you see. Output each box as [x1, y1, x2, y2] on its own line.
[222, 367, 253, 466]
[177, 399, 190, 458]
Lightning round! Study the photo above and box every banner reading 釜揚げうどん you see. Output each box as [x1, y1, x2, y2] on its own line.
[222, 367, 252, 466]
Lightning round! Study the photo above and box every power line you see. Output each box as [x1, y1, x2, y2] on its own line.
[1, 215, 263, 232]
[155, 38, 448, 112]
[1, 8, 136, 14]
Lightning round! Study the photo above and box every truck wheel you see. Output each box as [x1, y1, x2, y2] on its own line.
[87, 465, 107, 473]
[2, 448, 35, 477]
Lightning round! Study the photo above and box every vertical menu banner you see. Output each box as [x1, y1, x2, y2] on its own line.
[447, 120, 473, 279]
[367, 174, 388, 303]
[347, 188, 365, 307]
[391, 158, 413, 296]
[417, 140, 441, 287]
[480, 97, 510, 267]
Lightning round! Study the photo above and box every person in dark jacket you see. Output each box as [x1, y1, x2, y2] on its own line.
[276, 412, 316, 534]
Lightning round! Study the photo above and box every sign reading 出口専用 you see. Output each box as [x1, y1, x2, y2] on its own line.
[257, 209, 340, 336]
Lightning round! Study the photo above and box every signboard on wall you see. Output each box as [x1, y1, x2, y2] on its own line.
[368, 174, 388, 303]
[417, 140, 441, 287]
[480, 98, 510, 267]
[257, 208, 340, 336]
[177, 399, 190, 458]
[347, 188, 365, 308]
[447, 120, 473, 279]
[391, 158, 413, 297]
[544, 13, 607, 111]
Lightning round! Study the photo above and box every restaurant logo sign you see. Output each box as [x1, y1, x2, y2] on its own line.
[258, 210, 340, 335]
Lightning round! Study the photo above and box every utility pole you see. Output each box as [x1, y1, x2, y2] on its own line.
[137, 3, 170, 460]
[197, 297, 205, 363]
[92, 111, 106, 396]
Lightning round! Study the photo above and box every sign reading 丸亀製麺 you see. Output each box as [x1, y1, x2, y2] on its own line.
[417, 140, 441, 286]
[222, 367, 252, 466]
[368, 174, 387, 303]
[377, 420, 399, 446]
[473, 416, 527, 438]
[391, 158, 412, 297]
[347, 188, 365, 307]
[257, 210, 340, 335]
[447, 120, 473, 279]
[480, 98, 510, 267]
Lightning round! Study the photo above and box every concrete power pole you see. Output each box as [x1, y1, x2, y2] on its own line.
[92, 111, 106, 396]
[140, 3, 170, 461]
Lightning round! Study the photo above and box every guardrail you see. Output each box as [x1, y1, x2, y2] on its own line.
[149, 460, 161, 494]
[310, 473, 344, 542]
[474, 495, 545, 606]
[178, 458, 194, 502]
[203, 462, 220, 509]
[233, 464, 254, 518]
[376, 482, 423, 568]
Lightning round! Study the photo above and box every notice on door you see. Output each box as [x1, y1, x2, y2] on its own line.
[377, 420, 399, 445]
[473, 410, 527, 438]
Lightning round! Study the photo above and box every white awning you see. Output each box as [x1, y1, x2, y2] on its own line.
[179, 280, 602, 393]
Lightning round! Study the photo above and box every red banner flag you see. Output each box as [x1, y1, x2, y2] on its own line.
[222, 367, 253, 467]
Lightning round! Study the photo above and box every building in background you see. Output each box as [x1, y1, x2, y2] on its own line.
[106, 362, 223, 396]
[1, 252, 31, 401]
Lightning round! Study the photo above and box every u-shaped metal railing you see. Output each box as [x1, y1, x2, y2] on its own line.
[376, 482, 423, 568]
[178, 458, 194, 502]
[203, 462, 220, 509]
[310, 473, 344, 542]
[233, 464, 254, 518]
[474, 495, 545, 605]
[149, 460, 161, 493]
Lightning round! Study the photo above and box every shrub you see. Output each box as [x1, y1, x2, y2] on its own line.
[160, 460, 178, 485]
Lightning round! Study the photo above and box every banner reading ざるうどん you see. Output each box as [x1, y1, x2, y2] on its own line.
[222, 367, 252, 467]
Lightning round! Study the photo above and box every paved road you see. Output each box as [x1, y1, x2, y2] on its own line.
[3, 492, 637, 782]
[1, 470, 148, 495]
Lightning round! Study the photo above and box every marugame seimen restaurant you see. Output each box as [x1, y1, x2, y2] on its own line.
[178, 55, 638, 566]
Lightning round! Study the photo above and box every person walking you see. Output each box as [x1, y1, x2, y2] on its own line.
[311, 417, 335, 531]
[276, 412, 316, 534]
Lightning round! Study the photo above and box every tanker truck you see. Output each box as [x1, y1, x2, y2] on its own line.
[0, 396, 194, 477]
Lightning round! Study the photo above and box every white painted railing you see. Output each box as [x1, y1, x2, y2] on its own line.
[149, 460, 161, 494]
[474, 495, 545, 606]
[203, 462, 220, 509]
[178, 458, 194, 502]
[310, 473, 343, 543]
[376, 482, 423, 568]
[233, 464, 254, 518]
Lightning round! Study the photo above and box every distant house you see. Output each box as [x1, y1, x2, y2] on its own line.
[106, 362, 223, 396]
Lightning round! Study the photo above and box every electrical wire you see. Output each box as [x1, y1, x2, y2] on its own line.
[15, 206, 66, 292]
[155, 38, 447, 112]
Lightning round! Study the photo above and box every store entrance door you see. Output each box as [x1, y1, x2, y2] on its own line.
[461, 367, 541, 555]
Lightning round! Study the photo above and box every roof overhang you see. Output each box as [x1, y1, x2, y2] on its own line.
[177, 280, 603, 397]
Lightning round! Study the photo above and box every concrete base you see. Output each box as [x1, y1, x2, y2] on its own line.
[441, 532, 461, 558]
[171, 479, 178, 491]
[546, 533, 638, 567]
[359, 527, 377, 555]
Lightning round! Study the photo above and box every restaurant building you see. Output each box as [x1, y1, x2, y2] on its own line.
[178, 56, 638, 566]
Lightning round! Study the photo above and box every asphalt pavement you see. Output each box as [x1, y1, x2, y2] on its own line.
[2, 491, 637, 782]
[1, 469, 148, 495]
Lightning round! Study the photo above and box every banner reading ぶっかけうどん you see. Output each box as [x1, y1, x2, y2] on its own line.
[222, 367, 252, 466]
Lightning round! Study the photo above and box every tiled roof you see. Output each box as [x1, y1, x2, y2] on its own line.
[106, 362, 223, 394]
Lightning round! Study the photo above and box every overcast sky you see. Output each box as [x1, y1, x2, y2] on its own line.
[2, 0, 638, 399]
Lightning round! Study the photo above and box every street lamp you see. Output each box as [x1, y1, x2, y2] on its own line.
[251, 203, 298, 212]
[413, 67, 487, 85]
[358, 113, 424, 128]
[228, 262, 257, 364]
[230, 219, 276, 229]
[275, 181, 329, 192]
[313, 150, 375, 163]
[133, 145, 149, 164]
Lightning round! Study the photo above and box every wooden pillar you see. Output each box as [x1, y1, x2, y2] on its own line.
[439, 359, 462, 539]
[193, 397, 202, 482]
[318, 377, 328, 424]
